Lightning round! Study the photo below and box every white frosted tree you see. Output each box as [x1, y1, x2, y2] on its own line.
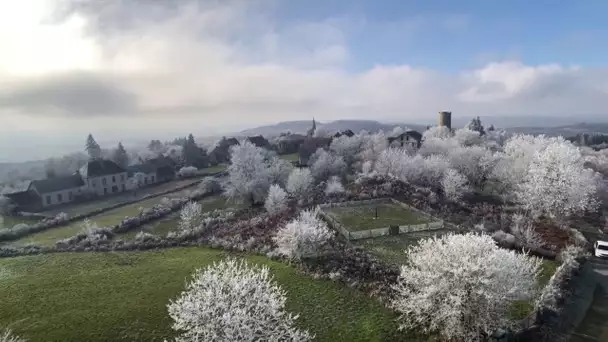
[266, 157, 293, 187]
[265, 184, 288, 215]
[330, 135, 364, 171]
[392, 233, 542, 342]
[224, 140, 271, 205]
[441, 168, 469, 201]
[309, 149, 346, 181]
[274, 207, 333, 260]
[515, 137, 600, 219]
[359, 131, 388, 168]
[286, 168, 314, 201]
[325, 176, 345, 196]
[167, 259, 312, 342]
[179, 201, 202, 231]
[422, 126, 452, 140]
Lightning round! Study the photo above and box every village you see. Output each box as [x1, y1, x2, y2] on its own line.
[0, 111, 607, 342]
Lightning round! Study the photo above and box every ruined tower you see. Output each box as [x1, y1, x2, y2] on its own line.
[438, 111, 452, 130]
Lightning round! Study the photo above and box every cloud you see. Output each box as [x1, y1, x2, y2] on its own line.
[0, 0, 608, 135]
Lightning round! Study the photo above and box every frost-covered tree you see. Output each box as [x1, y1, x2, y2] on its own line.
[325, 176, 345, 196]
[454, 128, 483, 146]
[423, 126, 452, 140]
[274, 207, 333, 260]
[112, 142, 129, 169]
[448, 146, 497, 189]
[266, 157, 293, 187]
[85, 134, 102, 160]
[511, 214, 545, 249]
[330, 135, 364, 171]
[510, 136, 599, 219]
[265, 184, 288, 215]
[167, 259, 312, 342]
[309, 149, 346, 181]
[224, 140, 272, 205]
[179, 201, 202, 231]
[392, 233, 542, 342]
[286, 168, 314, 201]
[441, 168, 469, 201]
[128, 172, 146, 192]
[0, 329, 26, 342]
[359, 131, 388, 167]
[177, 166, 199, 178]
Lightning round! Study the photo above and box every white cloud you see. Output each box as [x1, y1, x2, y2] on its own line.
[0, 0, 608, 161]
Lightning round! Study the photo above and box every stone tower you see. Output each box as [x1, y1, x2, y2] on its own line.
[438, 111, 452, 130]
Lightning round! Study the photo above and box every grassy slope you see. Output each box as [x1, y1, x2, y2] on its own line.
[12, 191, 193, 247]
[0, 248, 420, 342]
[328, 203, 431, 231]
[0, 215, 39, 229]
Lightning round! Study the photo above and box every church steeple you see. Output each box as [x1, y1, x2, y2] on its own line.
[307, 117, 317, 137]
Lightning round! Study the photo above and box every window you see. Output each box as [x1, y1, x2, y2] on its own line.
[112, 186, 118, 193]
[112, 175, 116, 182]
[151, 176, 155, 183]
[102, 177, 107, 185]
[122, 184, 126, 191]
[104, 188, 108, 195]
[46, 195, 51, 205]
[598, 245, 608, 251]
[120, 174, 125, 181]
[68, 191, 73, 201]
[57, 193, 63, 202]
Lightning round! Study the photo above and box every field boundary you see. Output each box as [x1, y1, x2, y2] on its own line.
[0, 178, 208, 243]
[319, 198, 444, 240]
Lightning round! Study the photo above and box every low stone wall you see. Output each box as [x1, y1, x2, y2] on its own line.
[320, 198, 444, 241]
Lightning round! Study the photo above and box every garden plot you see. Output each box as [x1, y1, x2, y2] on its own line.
[322, 199, 442, 240]
[0, 248, 416, 342]
[11, 190, 194, 247]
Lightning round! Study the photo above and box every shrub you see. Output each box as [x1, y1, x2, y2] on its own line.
[392, 232, 542, 342]
[264, 184, 288, 215]
[198, 177, 221, 195]
[273, 208, 333, 260]
[324, 176, 345, 196]
[511, 214, 544, 249]
[177, 166, 199, 178]
[167, 259, 312, 341]
[286, 168, 314, 201]
[179, 201, 202, 232]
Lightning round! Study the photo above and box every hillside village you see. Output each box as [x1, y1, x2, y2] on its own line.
[0, 111, 607, 342]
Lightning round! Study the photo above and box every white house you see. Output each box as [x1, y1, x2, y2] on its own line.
[29, 174, 87, 207]
[79, 159, 129, 196]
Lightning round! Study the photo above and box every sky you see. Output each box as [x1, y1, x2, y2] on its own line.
[1, 0, 608, 162]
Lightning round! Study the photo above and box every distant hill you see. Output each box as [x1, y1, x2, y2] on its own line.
[239, 120, 428, 137]
[506, 122, 608, 136]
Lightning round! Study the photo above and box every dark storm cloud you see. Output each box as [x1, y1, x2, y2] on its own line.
[0, 72, 137, 116]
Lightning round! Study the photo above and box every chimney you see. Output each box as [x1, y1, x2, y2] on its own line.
[438, 111, 452, 130]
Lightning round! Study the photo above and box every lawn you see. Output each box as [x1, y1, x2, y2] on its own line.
[355, 229, 455, 265]
[571, 283, 608, 342]
[118, 195, 249, 240]
[200, 164, 227, 174]
[0, 248, 427, 342]
[0, 215, 40, 229]
[12, 191, 194, 247]
[327, 202, 432, 231]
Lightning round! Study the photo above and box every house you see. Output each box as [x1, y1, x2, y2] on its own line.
[127, 163, 158, 186]
[127, 157, 176, 186]
[209, 137, 239, 164]
[387, 130, 422, 149]
[276, 133, 307, 155]
[29, 174, 86, 208]
[246, 135, 272, 149]
[146, 156, 176, 182]
[298, 137, 332, 166]
[79, 159, 129, 196]
[3, 189, 44, 212]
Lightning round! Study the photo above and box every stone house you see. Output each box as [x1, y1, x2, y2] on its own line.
[78, 159, 129, 196]
[246, 135, 272, 149]
[126, 157, 176, 186]
[387, 130, 422, 149]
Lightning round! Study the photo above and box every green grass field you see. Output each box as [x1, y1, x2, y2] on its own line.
[355, 229, 454, 265]
[200, 164, 227, 174]
[12, 191, 194, 247]
[0, 248, 428, 342]
[328, 202, 432, 231]
[0, 215, 40, 229]
[119, 195, 247, 240]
